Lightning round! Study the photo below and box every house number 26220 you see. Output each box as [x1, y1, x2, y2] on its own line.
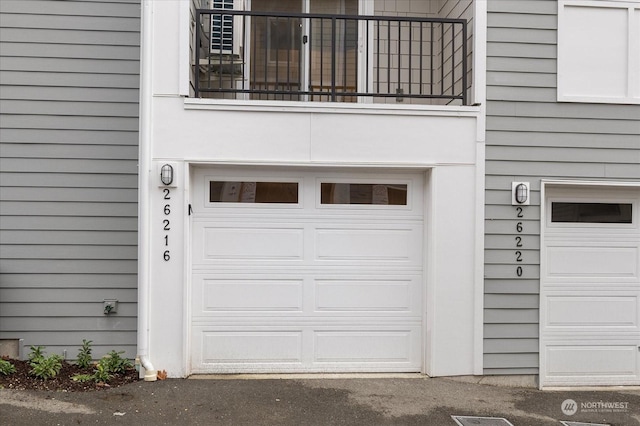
[515, 206, 524, 277]
[162, 188, 171, 261]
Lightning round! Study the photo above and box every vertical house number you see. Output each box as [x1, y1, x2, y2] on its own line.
[162, 188, 171, 261]
[515, 206, 524, 277]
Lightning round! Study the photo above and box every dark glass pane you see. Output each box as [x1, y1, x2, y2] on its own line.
[551, 202, 632, 223]
[210, 181, 298, 203]
[321, 183, 407, 205]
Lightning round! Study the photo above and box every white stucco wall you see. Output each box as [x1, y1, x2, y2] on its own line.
[140, 0, 484, 378]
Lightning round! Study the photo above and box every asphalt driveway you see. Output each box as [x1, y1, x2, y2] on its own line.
[1, 375, 639, 425]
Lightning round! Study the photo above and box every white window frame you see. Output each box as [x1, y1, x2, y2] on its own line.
[557, 0, 640, 104]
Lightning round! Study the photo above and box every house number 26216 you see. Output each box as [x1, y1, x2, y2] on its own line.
[162, 188, 171, 261]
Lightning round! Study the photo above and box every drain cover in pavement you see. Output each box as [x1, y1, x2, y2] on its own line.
[451, 416, 514, 426]
[560, 422, 611, 426]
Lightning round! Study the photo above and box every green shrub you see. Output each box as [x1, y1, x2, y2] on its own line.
[71, 344, 134, 384]
[76, 339, 93, 369]
[100, 350, 133, 374]
[27, 345, 45, 363]
[92, 362, 111, 383]
[0, 359, 16, 375]
[29, 354, 63, 380]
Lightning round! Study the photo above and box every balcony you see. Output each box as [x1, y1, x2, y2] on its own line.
[192, 5, 470, 105]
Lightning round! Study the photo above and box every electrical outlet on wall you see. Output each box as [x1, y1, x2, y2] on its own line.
[103, 299, 118, 315]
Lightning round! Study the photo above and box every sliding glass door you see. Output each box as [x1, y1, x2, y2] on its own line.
[249, 0, 358, 101]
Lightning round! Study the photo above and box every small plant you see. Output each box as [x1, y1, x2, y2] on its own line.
[28, 346, 63, 380]
[76, 339, 93, 369]
[71, 373, 94, 382]
[0, 359, 16, 375]
[92, 362, 111, 383]
[29, 354, 63, 380]
[101, 350, 133, 374]
[27, 345, 45, 363]
[69, 343, 135, 384]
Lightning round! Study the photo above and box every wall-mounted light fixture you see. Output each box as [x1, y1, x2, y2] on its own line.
[160, 164, 174, 186]
[511, 182, 530, 205]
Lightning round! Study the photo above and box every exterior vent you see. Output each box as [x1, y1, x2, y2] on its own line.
[452, 416, 515, 426]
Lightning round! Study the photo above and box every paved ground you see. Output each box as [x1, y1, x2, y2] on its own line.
[1, 376, 639, 425]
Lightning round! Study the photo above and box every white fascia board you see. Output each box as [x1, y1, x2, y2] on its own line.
[183, 98, 481, 116]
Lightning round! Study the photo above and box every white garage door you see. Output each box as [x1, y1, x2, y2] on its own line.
[190, 167, 425, 373]
[541, 185, 640, 387]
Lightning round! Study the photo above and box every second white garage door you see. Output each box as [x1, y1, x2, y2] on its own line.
[540, 185, 640, 387]
[190, 166, 425, 373]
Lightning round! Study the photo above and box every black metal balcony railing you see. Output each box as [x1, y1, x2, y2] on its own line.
[194, 9, 468, 105]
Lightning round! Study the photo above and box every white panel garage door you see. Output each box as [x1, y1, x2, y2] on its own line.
[541, 185, 640, 387]
[190, 167, 425, 373]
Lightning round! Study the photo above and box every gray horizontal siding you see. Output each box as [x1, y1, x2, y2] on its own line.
[0, 288, 137, 303]
[1, 114, 139, 130]
[487, 1, 557, 15]
[487, 13, 556, 30]
[1, 27, 141, 45]
[1, 143, 138, 159]
[2, 56, 141, 74]
[1, 42, 140, 60]
[0, 245, 138, 259]
[0, 86, 139, 102]
[0, 172, 138, 188]
[484, 0, 640, 375]
[1, 100, 139, 117]
[484, 310, 538, 324]
[488, 28, 556, 44]
[0, 158, 137, 173]
[485, 161, 640, 178]
[487, 103, 640, 121]
[0, 260, 138, 275]
[0, 302, 137, 317]
[0, 13, 140, 32]
[0, 273, 137, 288]
[0, 0, 141, 16]
[484, 353, 538, 369]
[0, 317, 137, 331]
[485, 279, 539, 294]
[1, 230, 137, 245]
[1, 202, 137, 217]
[0, 216, 137, 231]
[1, 128, 138, 144]
[0, 0, 140, 359]
[486, 117, 639, 135]
[1, 188, 137, 205]
[485, 339, 538, 354]
[487, 57, 556, 73]
[488, 146, 640, 164]
[1, 70, 140, 88]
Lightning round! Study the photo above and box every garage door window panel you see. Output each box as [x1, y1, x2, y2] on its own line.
[209, 181, 299, 203]
[551, 202, 633, 224]
[320, 183, 408, 206]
